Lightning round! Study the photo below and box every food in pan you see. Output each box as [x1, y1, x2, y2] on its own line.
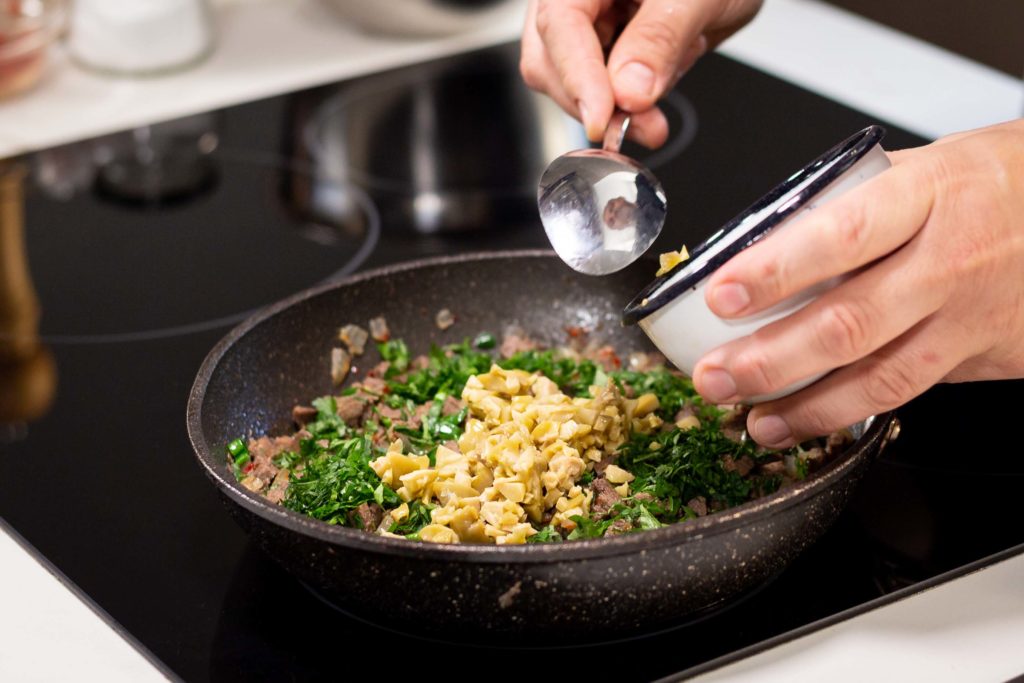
[228, 322, 850, 545]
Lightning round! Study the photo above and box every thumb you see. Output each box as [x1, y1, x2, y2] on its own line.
[606, 0, 709, 112]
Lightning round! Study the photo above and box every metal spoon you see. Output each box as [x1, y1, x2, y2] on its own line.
[537, 110, 667, 275]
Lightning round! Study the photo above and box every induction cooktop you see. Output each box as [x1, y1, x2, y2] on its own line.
[2, 41, 1021, 682]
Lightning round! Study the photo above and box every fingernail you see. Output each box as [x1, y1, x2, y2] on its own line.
[752, 415, 792, 446]
[616, 61, 656, 99]
[698, 368, 736, 402]
[577, 100, 592, 135]
[710, 283, 750, 316]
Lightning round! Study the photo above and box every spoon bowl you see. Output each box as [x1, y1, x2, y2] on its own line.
[537, 112, 666, 275]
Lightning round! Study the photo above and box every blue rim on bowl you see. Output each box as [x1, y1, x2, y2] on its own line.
[622, 125, 886, 326]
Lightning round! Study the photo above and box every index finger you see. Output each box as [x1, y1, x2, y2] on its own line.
[705, 158, 937, 319]
[535, 0, 616, 140]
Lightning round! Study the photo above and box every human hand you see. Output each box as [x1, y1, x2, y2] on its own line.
[520, 0, 762, 147]
[691, 119, 1024, 447]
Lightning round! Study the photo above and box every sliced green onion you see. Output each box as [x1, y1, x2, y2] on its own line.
[227, 438, 248, 457]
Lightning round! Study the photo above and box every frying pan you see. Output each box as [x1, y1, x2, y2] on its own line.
[187, 250, 898, 644]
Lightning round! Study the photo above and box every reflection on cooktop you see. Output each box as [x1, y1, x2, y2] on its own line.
[301, 48, 695, 235]
[22, 146, 379, 343]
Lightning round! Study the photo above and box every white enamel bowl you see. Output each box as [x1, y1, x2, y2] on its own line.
[622, 126, 891, 402]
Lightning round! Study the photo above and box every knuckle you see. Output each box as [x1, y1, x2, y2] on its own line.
[788, 401, 835, 440]
[754, 255, 788, 302]
[826, 201, 869, 257]
[861, 356, 920, 409]
[631, 18, 684, 61]
[814, 300, 873, 360]
[534, 2, 556, 38]
[733, 345, 781, 394]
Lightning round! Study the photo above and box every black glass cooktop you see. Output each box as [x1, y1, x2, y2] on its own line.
[2, 42, 1022, 682]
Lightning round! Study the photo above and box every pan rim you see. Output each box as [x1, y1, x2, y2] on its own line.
[187, 250, 893, 563]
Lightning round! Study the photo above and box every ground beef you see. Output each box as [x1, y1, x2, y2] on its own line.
[246, 435, 301, 490]
[292, 404, 318, 427]
[590, 478, 621, 519]
[360, 377, 387, 394]
[441, 395, 463, 417]
[721, 405, 750, 443]
[500, 333, 537, 358]
[590, 345, 622, 372]
[687, 496, 708, 516]
[349, 502, 384, 531]
[605, 518, 634, 535]
[722, 454, 755, 477]
[336, 396, 365, 425]
[593, 453, 618, 476]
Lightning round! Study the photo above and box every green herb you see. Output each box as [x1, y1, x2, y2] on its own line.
[282, 435, 400, 524]
[272, 450, 302, 469]
[566, 514, 616, 540]
[303, 396, 350, 440]
[378, 339, 411, 376]
[388, 500, 434, 536]
[387, 341, 492, 404]
[609, 368, 714, 422]
[473, 332, 497, 349]
[617, 423, 757, 521]
[527, 525, 563, 543]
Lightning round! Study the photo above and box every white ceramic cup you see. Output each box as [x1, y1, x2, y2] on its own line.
[623, 126, 891, 402]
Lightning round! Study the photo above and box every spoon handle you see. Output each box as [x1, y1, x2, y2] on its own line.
[603, 110, 631, 154]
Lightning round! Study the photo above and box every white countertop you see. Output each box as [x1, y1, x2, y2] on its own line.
[1, 0, 1022, 680]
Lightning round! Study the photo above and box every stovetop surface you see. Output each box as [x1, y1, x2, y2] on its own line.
[2, 42, 1022, 682]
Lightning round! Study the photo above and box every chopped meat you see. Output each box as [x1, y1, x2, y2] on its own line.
[442, 440, 459, 452]
[826, 429, 853, 455]
[377, 404, 403, 421]
[360, 376, 387, 395]
[435, 308, 455, 330]
[759, 460, 786, 476]
[590, 478, 621, 519]
[687, 496, 708, 517]
[804, 447, 825, 465]
[721, 454, 755, 477]
[441, 395, 463, 417]
[593, 453, 617, 476]
[721, 405, 750, 443]
[605, 518, 634, 535]
[330, 347, 351, 385]
[366, 361, 390, 378]
[251, 457, 278, 483]
[336, 396, 365, 424]
[368, 316, 390, 342]
[241, 475, 266, 492]
[349, 502, 384, 531]
[248, 435, 299, 462]
[674, 404, 697, 422]
[292, 404, 318, 427]
[247, 434, 303, 487]
[499, 332, 537, 358]
[591, 345, 622, 372]
[265, 469, 290, 504]
[338, 324, 369, 355]
[411, 355, 429, 370]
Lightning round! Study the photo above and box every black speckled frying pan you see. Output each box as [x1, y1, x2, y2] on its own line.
[187, 250, 898, 644]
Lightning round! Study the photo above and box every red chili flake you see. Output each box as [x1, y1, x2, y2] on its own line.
[243, 462, 255, 473]
[565, 325, 586, 338]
